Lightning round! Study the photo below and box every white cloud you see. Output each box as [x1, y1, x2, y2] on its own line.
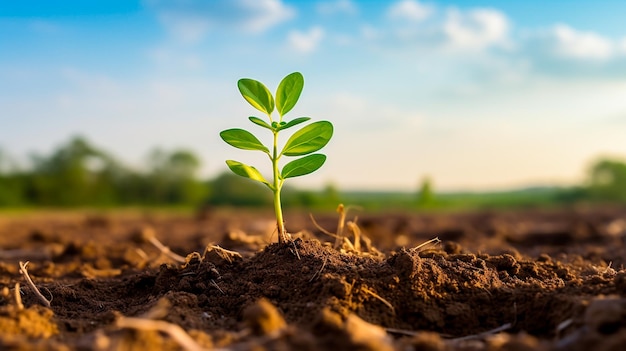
[519, 25, 626, 77]
[387, 0, 433, 22]
[620, 37, 626, 53]
[551, 24, 614, 60]
[366, 5, 510, 55]
[316, 0, 357, 16]
[287, 27, 325, 53]
[240, 0, 295, 32]
[147, 0, 295, 43]
[443, 8, 510, 50]
[360, 25, 382, 41]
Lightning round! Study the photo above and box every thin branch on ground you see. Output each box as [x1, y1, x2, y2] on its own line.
[556, 318, 573, 337]
[386, 312, 514, 341]
[309, 213, 340, 238]
[384, 327, 417, 336]
[347, 220, 361, 252]
[334, 204, 346, 249]
[290, 240, 301, 260]
[449, 322, 512, 342]
[410, 237, 441, 252]
[116, 316, 212, 351]
[309, 256, 328, 282]
[14, 282, 24, 311]
[361, 286, 395, 315]
[145, 235, 186, 263]
[604, 261, 614, 274]
[310, 205, 366, 253]
[210, 280, 225, 294]
[18, 261, 51, 308]
[135, 248, 149, 261]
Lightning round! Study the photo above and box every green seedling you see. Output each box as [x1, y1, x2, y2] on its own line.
[220, 72, 333, 243]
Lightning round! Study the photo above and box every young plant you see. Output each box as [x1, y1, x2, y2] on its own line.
[220, 72, 333, 244]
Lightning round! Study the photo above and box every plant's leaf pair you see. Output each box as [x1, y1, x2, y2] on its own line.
[238, 72, 304, 117]
[221, 120, 333, 182]
[248, 116, 311, 132]
[225, 153, 326, 185]
[220, 118, 333, 155]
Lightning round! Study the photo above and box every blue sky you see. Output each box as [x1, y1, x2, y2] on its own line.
[1, 0, 626, 191]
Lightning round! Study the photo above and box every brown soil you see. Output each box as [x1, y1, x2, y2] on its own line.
[1, 206, 625, 350]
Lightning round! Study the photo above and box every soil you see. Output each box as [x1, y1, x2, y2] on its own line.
[1, 206, 626, 350]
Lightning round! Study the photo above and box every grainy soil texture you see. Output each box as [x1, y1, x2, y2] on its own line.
[1, 206, 626, 350]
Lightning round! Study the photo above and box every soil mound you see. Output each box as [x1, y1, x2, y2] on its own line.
[0, 209, 625, 350]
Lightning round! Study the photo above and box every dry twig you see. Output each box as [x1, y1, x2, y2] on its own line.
[290, 240, 301, 260]
[384, 327, 417, 336]
[14, 282, 24, 310]
[310, 205, 371, 255]
[361, 285, 395, 314]
[334, 204, 346, 249]
[449, 322, 512, 342]
[410, 237, 441, 252]
[116, 316, 210, 351]
[135, 248, 149, 261]
[556, 318, 573, 337]
[145, 235, 186, 263]
[18, 261, 51, 308]
[210, 280, 225, 294]
[309, 213, 340, 238]
[309, 256, 328, 282]
[347, 220, 361, 252]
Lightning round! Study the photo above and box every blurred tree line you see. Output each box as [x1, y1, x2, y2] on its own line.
[1, 136, 626, 209]
[0, 136, 340, 208]
[585, 158, 626, 202]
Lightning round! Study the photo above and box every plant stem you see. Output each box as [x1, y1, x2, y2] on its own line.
[272, 130, 287, 243]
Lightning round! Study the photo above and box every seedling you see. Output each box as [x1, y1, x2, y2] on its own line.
[220, 72, 333, 243]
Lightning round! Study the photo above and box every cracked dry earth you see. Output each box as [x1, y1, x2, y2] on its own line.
[0, 206, 626, 350]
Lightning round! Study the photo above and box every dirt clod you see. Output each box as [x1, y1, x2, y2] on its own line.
[0, 305, 58, 339]
[243, 298, 286, 336]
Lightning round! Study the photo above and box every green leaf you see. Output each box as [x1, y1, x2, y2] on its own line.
[281, 121, 333, 156]
[220, 129, 269, 154]
[225, 160, 269, 186]
[277, 117, 310, 131]
[248, 116, 272, 130]
[238, 78, 275, 115]
[281, 154, 326, 179]
[275, 72, 304, 116]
